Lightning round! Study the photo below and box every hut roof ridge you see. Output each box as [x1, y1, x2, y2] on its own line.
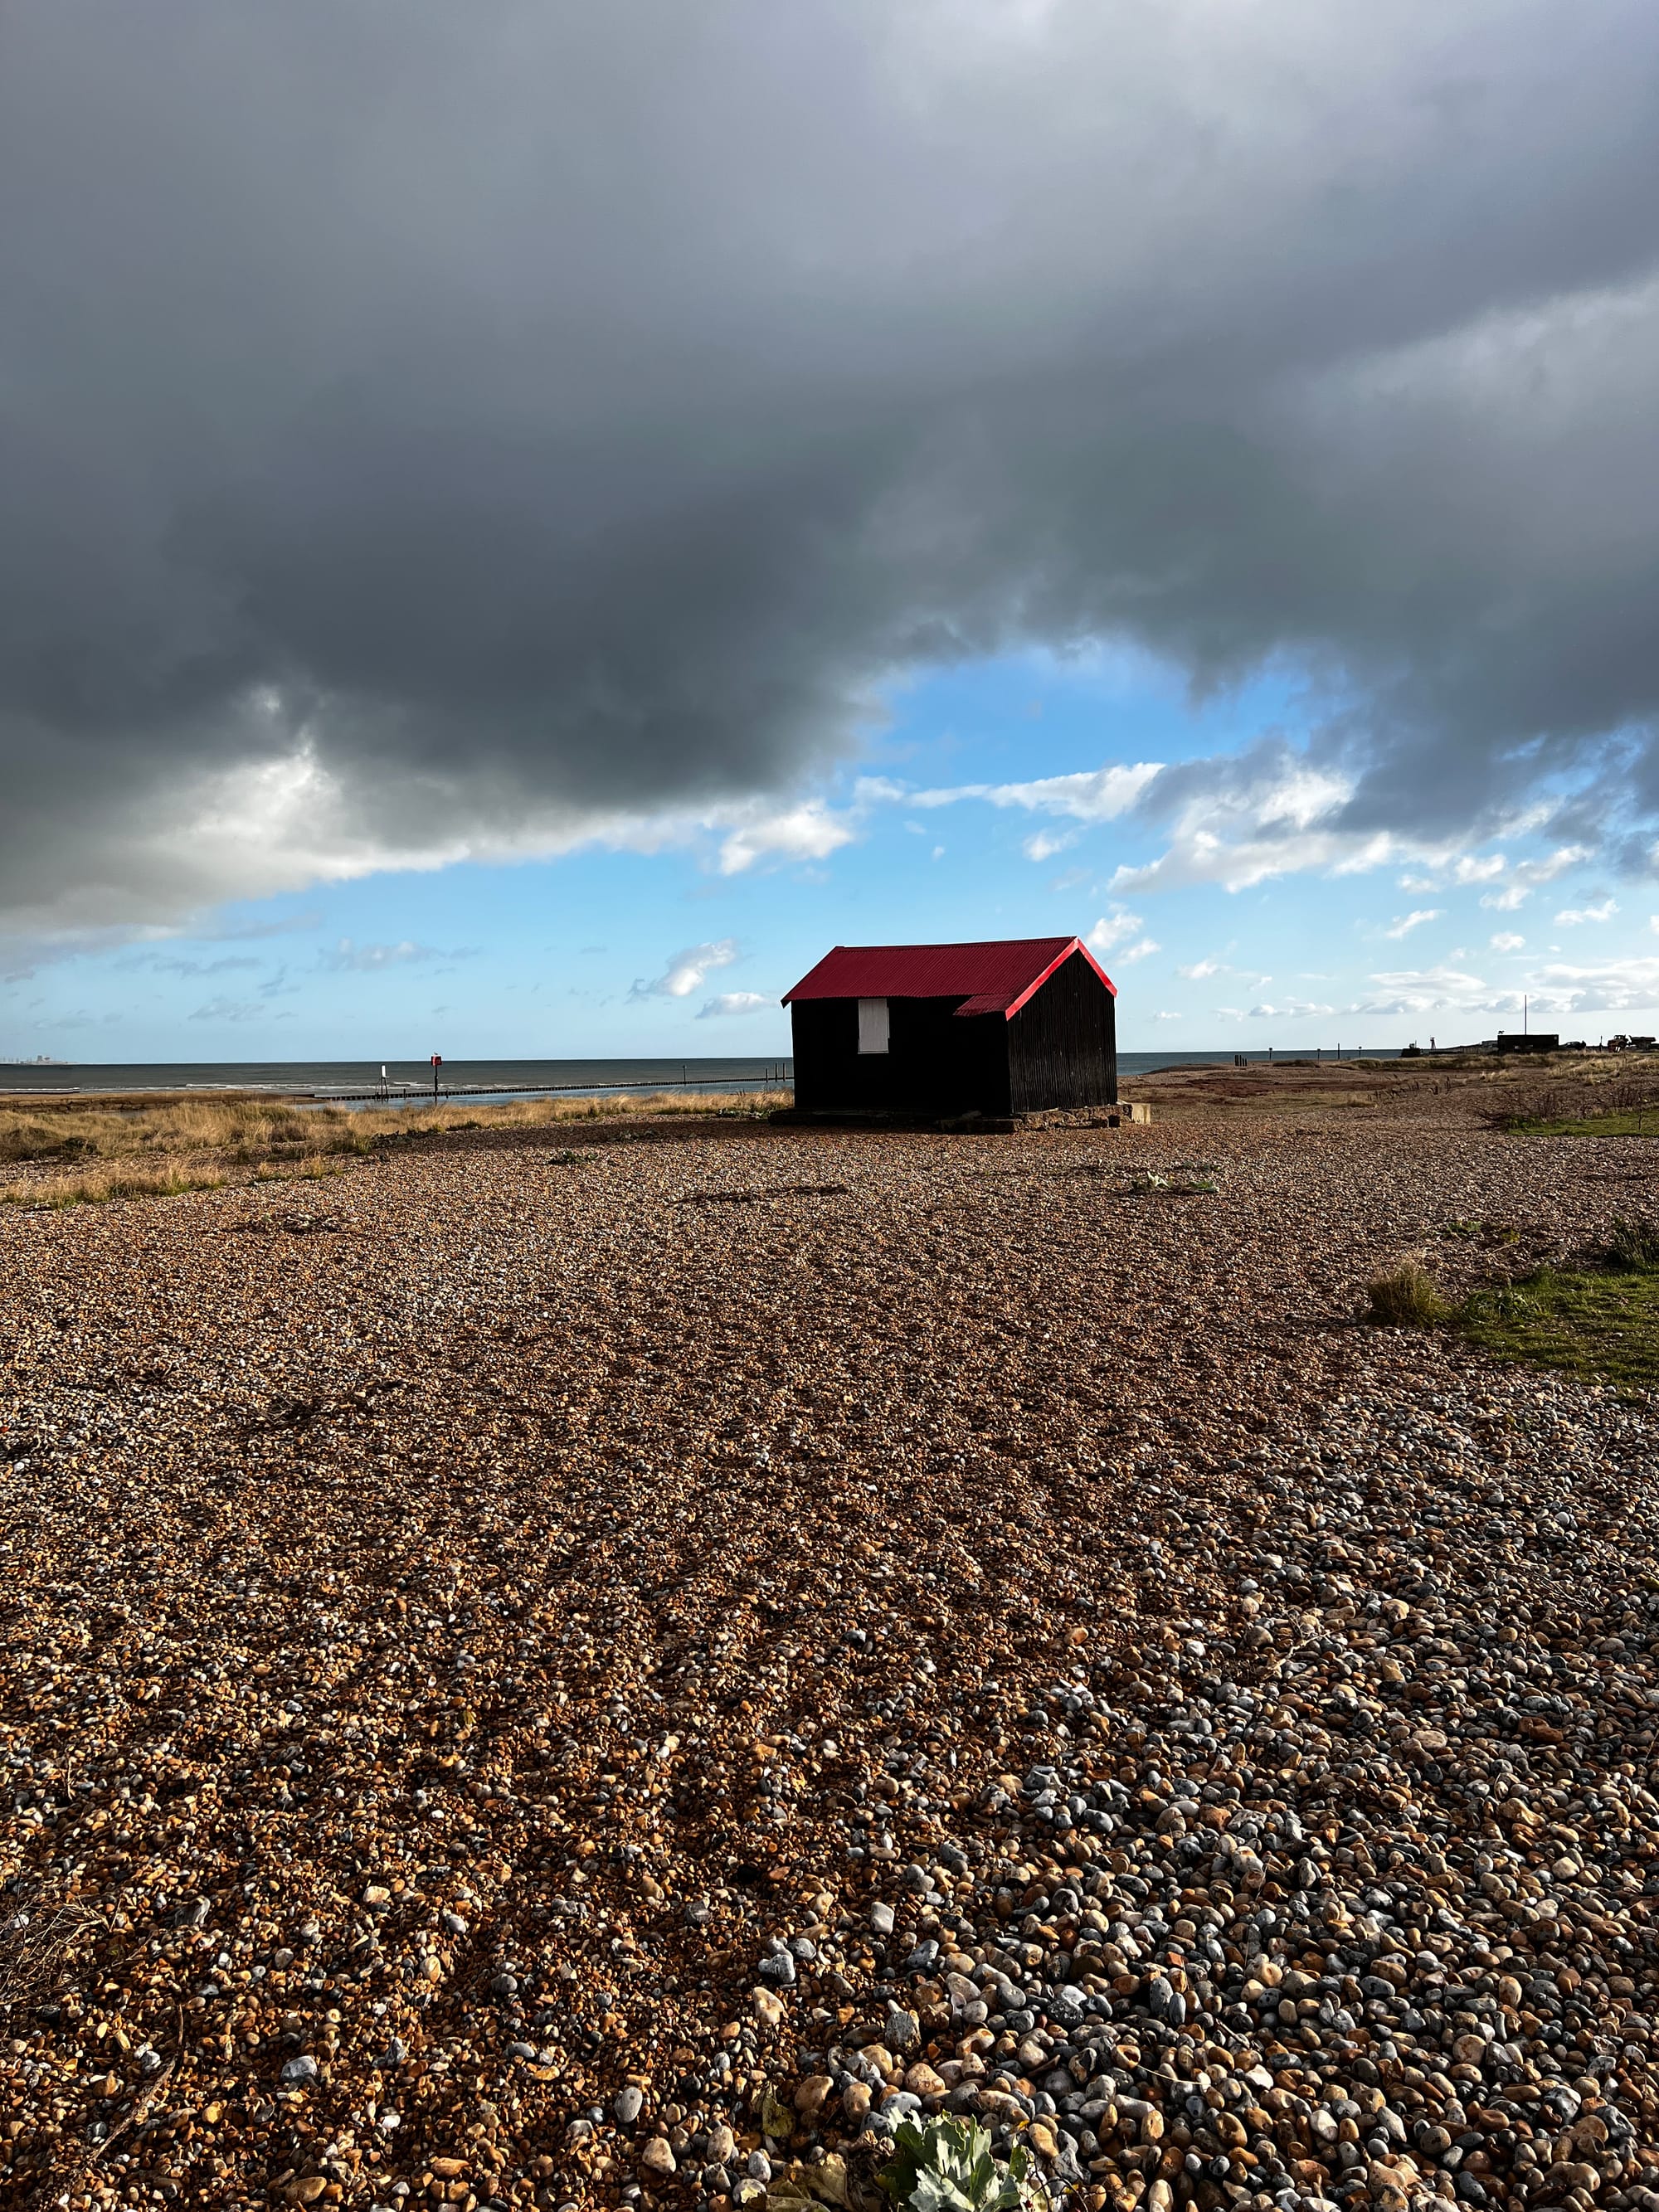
[781, 935, 1116, 1017]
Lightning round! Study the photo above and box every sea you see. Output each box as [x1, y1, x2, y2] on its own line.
[0, 1048, 1404, 1107]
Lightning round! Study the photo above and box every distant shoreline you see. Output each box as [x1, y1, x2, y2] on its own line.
[0, 1046, 1405, 1098]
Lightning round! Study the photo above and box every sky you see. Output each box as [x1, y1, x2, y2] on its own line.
[4, 0, 1659, 1059]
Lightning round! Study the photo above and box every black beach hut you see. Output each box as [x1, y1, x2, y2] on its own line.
[781, 935, 1117, 1120]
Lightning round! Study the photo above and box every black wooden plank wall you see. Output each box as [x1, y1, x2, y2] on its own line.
[790, 997, 1012, 1115]
[1006, 952, 1117, 1111]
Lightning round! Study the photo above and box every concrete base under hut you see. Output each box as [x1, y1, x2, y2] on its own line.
[771, 1101, 1151, 1131]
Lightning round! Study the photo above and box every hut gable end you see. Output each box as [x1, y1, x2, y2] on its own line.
[1007, 944, 1119, 1114]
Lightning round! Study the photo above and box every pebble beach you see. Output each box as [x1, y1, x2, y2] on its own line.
[1, 1072, 1656, 2212]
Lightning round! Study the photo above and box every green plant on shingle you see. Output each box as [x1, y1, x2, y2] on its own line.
[1126, 1169, 1218, 1195]
[878, 2117, 1048, 2212]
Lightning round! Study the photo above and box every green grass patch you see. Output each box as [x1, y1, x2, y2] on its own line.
[1366, 1220, 1659, 1393]
[1506, 1108, 1659, 1135]
[1458, 1265, 1659, 1395]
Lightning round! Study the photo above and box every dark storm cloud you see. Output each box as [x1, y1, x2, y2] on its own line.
[5, 0, 1659, 930]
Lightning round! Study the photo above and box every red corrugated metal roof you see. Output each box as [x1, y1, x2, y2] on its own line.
[781, 936, 1116, 1018]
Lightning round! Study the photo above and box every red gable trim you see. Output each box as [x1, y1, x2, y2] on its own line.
[1000, 937, 1117, 1017]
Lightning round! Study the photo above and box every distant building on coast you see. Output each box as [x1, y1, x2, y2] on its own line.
[781, 935, 1117, 1120]
[1485, 1031, 1559, 1054]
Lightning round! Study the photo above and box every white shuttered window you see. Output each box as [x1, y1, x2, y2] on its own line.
[857, 997, 890, 1054]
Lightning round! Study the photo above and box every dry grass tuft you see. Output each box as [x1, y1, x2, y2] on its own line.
[0, 1118, 96, 1163]
[1606, 1216, 1659, 1271]
[251, 1156, 348, 1185]
[1, 1164, 231, 1209]
[1365, 1260, 1449, 1326]
[0, 1087, 789, 1163]
[0, 1096, 333, 1166]
[0, 1088, 791, 1208]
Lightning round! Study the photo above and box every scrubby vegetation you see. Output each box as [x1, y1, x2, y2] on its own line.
[1485, 1067, 1659, 1133]
[1372, 1214, 1659, 1395]
[1365, 1259, 1450, 1325]
[0, 1088, 790, 1207]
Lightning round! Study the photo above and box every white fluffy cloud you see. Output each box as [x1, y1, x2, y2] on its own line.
[1382, 909, 1441, 940]
[1087, 907, 1160, 963]
[697, 990, 771, 1018]
[1350, 966, 1500, 1017]
[1528, 955, 1659, 1014]
[630, 940, 740, 1000]
[1489, 932, 1525, 952]
[715, 800, 858, 876]
[1105, 761, 1598, 910]
[1349, 952, 1659, 1019]
[1476, 846, 1598, 913]
[1086, 905, 1146, 951]
[1022, 829, 1078, 862]
[1111, 760, 1374, 896]
[912, 764, 1163, 823]
[1554, 897, 1619, 926]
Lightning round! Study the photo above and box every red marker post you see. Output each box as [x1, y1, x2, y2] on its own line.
[431, 1052, 442, 1101]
